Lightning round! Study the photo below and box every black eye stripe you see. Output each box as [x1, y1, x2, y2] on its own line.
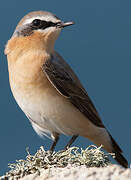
[32, 19, 41, 26]
[31, 19, 59, 30]
[17, 19, 61, 37]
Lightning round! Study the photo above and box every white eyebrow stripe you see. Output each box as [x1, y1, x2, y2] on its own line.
[23, 16, 60, 25]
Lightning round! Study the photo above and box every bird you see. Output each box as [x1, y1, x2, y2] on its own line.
[5, 10, 128, 168]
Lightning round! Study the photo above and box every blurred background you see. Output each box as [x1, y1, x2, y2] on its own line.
[0, 0, 131, 175]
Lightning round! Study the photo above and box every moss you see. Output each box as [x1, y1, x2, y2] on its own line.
[0, 145, 113, 179]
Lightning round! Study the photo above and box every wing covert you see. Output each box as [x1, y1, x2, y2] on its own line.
[42, 54, 104, 128]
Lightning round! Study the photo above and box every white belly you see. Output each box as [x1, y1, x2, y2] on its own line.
[10, 80, 111, 152]
[11, 83, 93, 135]
[14, 89, 87, 135]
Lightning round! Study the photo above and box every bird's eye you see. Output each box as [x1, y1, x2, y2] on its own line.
[32, 19, 41, 27]
[31, 19, 56, 30]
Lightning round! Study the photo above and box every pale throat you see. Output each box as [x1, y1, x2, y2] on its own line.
[40, 30, 60, 53]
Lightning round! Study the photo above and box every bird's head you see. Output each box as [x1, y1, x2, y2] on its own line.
[5, 11, 74, 54]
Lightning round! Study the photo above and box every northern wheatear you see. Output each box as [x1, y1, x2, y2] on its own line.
[5, 11, 128, 168]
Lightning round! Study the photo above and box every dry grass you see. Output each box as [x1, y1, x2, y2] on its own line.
[0, 145, 113, 179]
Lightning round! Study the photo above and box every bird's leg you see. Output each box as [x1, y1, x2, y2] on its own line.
[64, 135, 78, 150]
[50, 132, 60, 152]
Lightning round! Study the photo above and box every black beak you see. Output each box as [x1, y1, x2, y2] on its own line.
[56, 21, 75, 28]
[61, 21, 75, 27]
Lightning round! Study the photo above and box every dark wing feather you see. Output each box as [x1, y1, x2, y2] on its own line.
[42, 55, 104, 128]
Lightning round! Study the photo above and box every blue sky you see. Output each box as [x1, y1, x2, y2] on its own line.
[0, 0, 131, 175]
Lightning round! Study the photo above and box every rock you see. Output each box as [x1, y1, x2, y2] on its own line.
[20, 165, 131, 180]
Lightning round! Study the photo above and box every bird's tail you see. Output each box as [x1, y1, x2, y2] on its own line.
[109, 133, 128, 168]
[85, 129, 128, 168]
